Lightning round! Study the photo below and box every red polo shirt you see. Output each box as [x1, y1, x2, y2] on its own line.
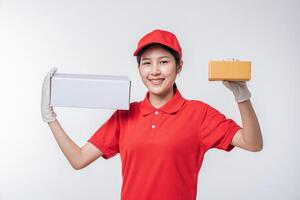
[88, 89, 241, 200]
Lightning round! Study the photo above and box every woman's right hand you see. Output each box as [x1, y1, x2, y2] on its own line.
[41, 67, 57, 123]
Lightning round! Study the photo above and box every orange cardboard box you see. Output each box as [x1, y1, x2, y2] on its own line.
[208, 60, 251, 81]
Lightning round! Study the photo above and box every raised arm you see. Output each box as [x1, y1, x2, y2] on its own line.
[223, 80, 263, 152]
[48, 120, 103, 170]
[230, 100, 263, 152]
[41, 68, 103, 170]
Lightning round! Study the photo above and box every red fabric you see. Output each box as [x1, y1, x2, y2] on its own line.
[88, 89, 241, 200]
[133, 29, 182, 59]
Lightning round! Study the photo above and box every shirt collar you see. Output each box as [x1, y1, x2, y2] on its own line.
[140, 89, 186, 116]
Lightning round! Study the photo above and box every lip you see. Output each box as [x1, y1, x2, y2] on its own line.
[149, 78, 165, 85]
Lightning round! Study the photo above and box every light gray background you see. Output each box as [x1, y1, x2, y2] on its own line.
[0, 0, 299, 199]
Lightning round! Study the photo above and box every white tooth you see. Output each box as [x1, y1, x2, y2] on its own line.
[151, 79, 163, 84]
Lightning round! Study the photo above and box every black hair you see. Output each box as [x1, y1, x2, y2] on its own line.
[136, 43, 181, 91]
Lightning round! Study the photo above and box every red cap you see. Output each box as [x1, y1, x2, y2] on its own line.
[133, 29, 182, 59]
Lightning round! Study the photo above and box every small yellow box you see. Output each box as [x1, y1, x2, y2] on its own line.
[208, 60, 251, 81]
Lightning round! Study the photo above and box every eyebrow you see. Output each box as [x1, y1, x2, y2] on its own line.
[141, 56, 171, 60]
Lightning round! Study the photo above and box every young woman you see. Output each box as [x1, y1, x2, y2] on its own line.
[41, 29, 263, 200]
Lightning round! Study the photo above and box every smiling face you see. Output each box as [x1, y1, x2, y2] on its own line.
[138, 44, 182, 98]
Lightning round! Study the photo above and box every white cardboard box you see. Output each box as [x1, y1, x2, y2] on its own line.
[50, 73, 131, 110]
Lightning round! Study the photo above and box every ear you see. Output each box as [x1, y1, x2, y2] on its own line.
[176, 59, 183, 74]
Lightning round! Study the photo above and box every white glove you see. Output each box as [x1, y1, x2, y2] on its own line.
[223, 81, 251, 103]
[41, 67, 57, 123]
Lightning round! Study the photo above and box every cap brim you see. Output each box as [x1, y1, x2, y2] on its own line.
[133, 41, 181, 59]
[133, 40, 173, 56]
[133, 43, 154, 56]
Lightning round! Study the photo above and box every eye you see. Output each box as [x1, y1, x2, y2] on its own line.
[142, 62, 150, 65]
[160, 60, 169, 64]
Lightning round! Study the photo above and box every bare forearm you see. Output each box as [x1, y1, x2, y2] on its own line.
[238, 100, 263, 150]
[48, 120, 82, 169]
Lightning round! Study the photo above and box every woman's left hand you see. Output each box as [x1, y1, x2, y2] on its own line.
[222, 80, 251, 103]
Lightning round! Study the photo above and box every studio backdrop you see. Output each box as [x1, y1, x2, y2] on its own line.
[0, 0, 299, 199]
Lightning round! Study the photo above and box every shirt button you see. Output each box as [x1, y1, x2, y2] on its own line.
[151, 124, 156, 129]
[154, 111, 159, 115]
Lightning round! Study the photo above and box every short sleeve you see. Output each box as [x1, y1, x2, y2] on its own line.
[87, 110, 120, 159]
[199, 104, 241, 152]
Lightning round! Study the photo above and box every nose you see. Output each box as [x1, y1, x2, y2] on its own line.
[150, 63, 161, 75]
